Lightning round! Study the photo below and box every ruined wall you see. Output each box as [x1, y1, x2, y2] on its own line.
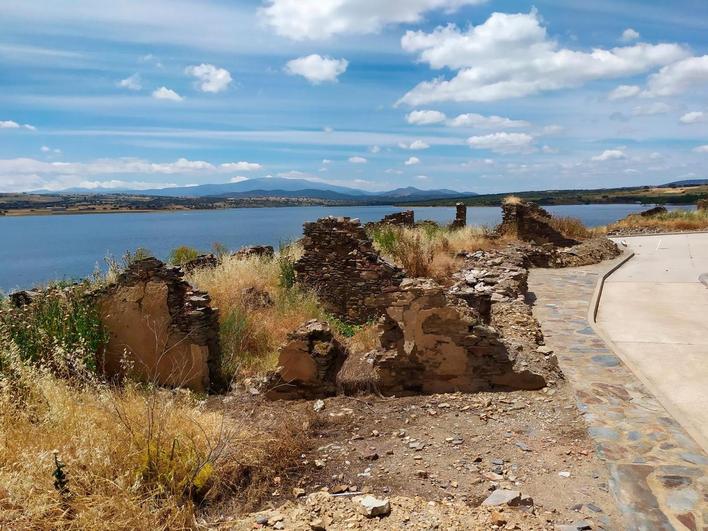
[94, 258, 221, 392]
[366, 278, 547, 395]
[266, 320, 346, 399]
[234, 245, 275, 260]
[294, 217, 404, 324]
[697, 199, 708, 211]
[380, 210, 415, 227]
[450, 202, 467, 229]
[497, 200, 578, 247]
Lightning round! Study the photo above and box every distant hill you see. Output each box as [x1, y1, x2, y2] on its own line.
[661, 179, 708, 187]
[30, 178, 475, 202]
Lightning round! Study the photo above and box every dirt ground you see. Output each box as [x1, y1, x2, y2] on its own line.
[205, 381, 621, 530]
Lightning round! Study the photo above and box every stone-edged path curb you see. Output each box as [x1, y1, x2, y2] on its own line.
[530, 258, 706, 531]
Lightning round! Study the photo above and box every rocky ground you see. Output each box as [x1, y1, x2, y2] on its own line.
[206, 382, 621, 530]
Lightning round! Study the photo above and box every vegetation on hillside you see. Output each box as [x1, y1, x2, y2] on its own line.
[600, 208, 708, 233]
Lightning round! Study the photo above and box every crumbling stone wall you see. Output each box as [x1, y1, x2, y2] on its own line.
[365, 278, 547, 395]
[451, 202, 467, 229]
[697, 199, 707, 211]
[295, 217, 404, 324]
[234, 245, 274, 260]
[497, 200, 578, 246]
[381, 210, 415, 227]
[182, 253, 218, 272]
[266, 320, 346, 399]
[94, 258, 222, 392]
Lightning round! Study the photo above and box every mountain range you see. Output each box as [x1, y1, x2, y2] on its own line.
[33, 178, 474, 201]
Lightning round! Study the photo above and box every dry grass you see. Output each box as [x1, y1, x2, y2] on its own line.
[369, 225, 494, 282]
[503, 195, 522, 205]
[601, 208, 708, 233]
[186, 248, 326, 379]
[0, 351, 309, 529]
[548, 216, 592, 240]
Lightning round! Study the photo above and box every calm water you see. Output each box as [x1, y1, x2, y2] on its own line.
[0, 203, 695, 292]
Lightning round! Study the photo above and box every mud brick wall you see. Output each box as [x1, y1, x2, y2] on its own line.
[94, 258, 222, 392]
[294, 217, 404, 324]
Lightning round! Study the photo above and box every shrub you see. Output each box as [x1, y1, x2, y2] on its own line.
[168, 246, 201, 266]
[0, 284, 107, 380]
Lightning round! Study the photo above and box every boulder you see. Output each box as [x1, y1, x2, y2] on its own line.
[266, 320, 346, 399]
[8, 289, 42, 308]
[639, 205, 668, 217]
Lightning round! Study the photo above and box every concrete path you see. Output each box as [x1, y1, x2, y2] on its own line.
[530, 259, 707, 531]
[598, 234, 708, 452]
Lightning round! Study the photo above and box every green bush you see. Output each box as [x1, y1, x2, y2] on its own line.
[0, 283, 107, 378]
[168, 246, 201, 266]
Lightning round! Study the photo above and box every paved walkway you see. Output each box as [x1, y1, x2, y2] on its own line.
[598, 234, 708, 452]
[530, 257, 707, 531]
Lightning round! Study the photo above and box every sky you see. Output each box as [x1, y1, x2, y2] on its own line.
[0, 0, 707, 194]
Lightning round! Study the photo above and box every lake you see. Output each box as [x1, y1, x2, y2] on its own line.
[0, 203, 694, 292]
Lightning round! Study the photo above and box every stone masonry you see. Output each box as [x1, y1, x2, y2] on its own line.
[295, 217, 404, 324]
[94, 258, 222, 392]
[380, 210, 415, 227]
[497, 199, 578, 247]
[697, 199, 707, 211]
[451, 202, 467, 229]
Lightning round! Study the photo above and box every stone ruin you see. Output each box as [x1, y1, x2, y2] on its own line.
[379, 210, 415, 227]
[94, 258, 222, 392]
[294, 217, 404, 324]
[639, 206, 668, 217]
[697, 199, 707, 211]
[182, 253, 218, 272]
[450, 202, 467, 229]
[497, 199, 578, 247]
[233, 245, 275, 260]
[265, 320, 346, 399]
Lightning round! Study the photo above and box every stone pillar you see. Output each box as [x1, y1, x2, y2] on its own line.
[451, 202, 466, 229]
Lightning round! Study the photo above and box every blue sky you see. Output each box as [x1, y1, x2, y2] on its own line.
[0, 0, 707, 194]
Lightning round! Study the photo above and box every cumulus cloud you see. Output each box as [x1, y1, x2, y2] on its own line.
[621, 28, 640, 42]
[405, 156, 421, 165]
[680, 111, 706, 124]
[261, 0, 486, 40]
[369, 145, 381, 153]
[220, 161, 262, 171]
[398, 140, 430, 150]
[693, 145, 708, 153]
[41, 146, 62, 154]
[285, 54, 348, 84]
[118, 73, 142, 90]
[415, 175, 430, 180]
[448, 113, 530, 128]
[467, 132, 534, 153]
[406, 110, 447, 125]
[608, 84, 640, 100]
[0, 120, 35, 130]
[185, 63, 232, 93]
[631, 102, 671, 116]
[152, 86, 183, 101]
[592, 149, 626, 161]
[229, 176, 249, 183]
[644, 55, 708, 97]
[398, 10, 688, 104]
[349, 156, 367, 163]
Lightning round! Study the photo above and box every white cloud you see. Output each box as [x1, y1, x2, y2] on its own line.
[219, 161, 262, 171]
[680, 111, 706, 124]
[631, 102, 671, 116]
[369, 145, 381, 153]
[467, 132, 534, 153]
[398, 10, 688, 104]
[185, 63, 232, 93]
[693, 145, 708, 153]
[541, 125, 564, 135]
[229, 176, 249, 183]
[0, 120, 35, 130]
[406, 110, 447, 125]
[592, 149, 626, 161]
[385, 168, 403, 174]
[261, 0, 486, 40]
[322, 159, 332, 164]
[349, 156, 367, 163]
[608, 84, 640, 100]
[118, 73, 142, 90]
[645, 55, 708, 97]
[152, 86, 183, 101]
[398, 140, 430, 150]
[285, 54, 348, 84]
[415, 175, 430, 180]
[542, 145, 558, 154]
[40, 146, 62, 154]
[448, 113, 530, 128]
[405, 156, 421, 165]
[621, 28, 640, 42]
